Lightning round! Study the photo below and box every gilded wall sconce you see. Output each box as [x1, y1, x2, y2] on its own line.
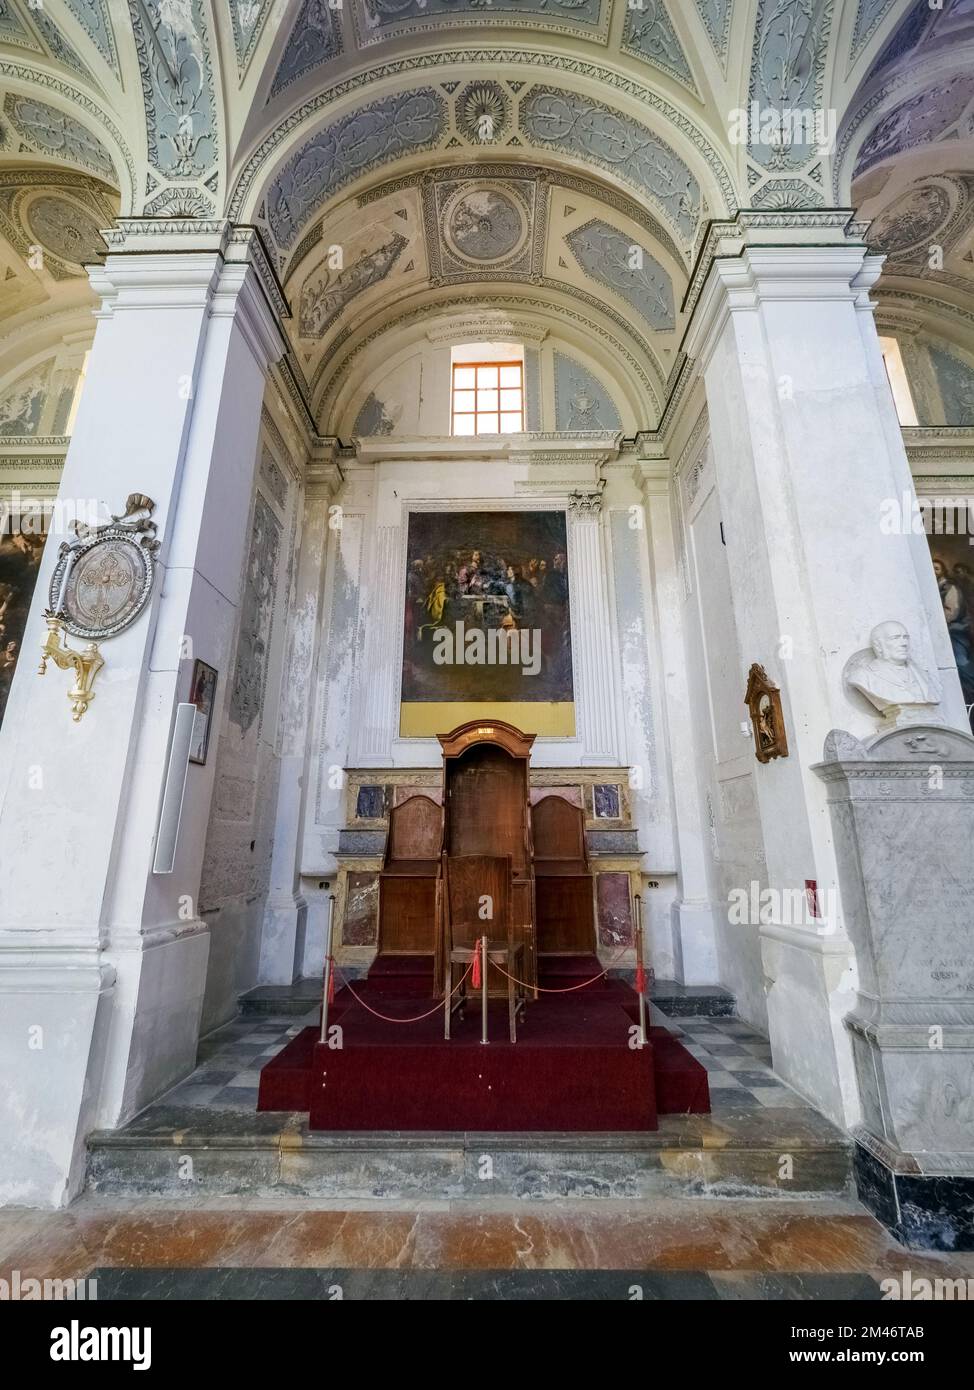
[38, 612, 104, 721]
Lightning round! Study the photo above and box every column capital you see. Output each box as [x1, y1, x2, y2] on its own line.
[89, 218, 288, 367]
[568, 485, 605, 516]
[683, 210, 876, 364]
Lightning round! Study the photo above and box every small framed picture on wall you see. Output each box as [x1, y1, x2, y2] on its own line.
[188, 659, 218, 766]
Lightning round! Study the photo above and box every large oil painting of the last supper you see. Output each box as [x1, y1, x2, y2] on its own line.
[399, 510, 575, 737]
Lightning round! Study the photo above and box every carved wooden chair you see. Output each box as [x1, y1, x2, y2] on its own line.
[441, 853, 525, 1043]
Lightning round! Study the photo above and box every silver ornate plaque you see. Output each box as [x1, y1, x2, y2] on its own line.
[48, 494, 159, 640]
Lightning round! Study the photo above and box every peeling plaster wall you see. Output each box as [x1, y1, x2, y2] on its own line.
[677, 439, 769, 1031]
[607, 505, 678, 976]
[198, 420, 301, 1033]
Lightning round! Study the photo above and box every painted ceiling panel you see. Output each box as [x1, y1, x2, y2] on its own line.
[358, 0, 604, 39]
[3, 93, 117, 183]
[230, 0, 272, 68]
[694, 0, 733, 63]
[850, 0, 897, 63]
[62, 0, 119, 73]
[854, 72, 974, 176]
[31, 8, 96, 83]
[519, 88, 701, 247]
[553, 350, 621, 431]
[267, 88, 446, 249]
[269, 0, 343, 100]
[621, 1, 699, 95]
[566, 218, 675, 332]
[129, 0, 218, 181]
[0, 0, 41, 52]
[299, 233, 408, 339]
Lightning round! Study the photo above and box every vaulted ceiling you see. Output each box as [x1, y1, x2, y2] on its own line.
[0, 0, 971, 435]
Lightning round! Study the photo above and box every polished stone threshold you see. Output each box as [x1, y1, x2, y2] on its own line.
[88, 1111, 852, 1201]
[5, 1195, 974, 1303]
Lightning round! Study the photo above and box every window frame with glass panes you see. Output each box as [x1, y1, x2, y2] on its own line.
[451, 361, 524, 435]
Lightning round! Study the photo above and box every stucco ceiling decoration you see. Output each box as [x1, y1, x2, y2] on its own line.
[565, 218, 676, 332]
[267, 0, 343, 101]
[229, 0, 273, 72]
[0, 0, 971, 439]
[745, 0, 835, 210]
[353, 0, 609, 48]
[0, 164, 115, 283]
[621, 0, 701, 96]
[834, 0, 974, 202]
[278, 150, 685, 424]
[439, 180, 533, 269]
[62, 0, 119, 76]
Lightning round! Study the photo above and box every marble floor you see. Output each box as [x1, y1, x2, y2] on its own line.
[8, 1001, 974, 1300]
[151, 1008, 787, 1116]
[2, 1195, 974, 1300]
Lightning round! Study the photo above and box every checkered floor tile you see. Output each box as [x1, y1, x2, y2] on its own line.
[155, 1005, 812, 1118]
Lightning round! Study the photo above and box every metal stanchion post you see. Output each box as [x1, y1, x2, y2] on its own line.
[635, 894, 648, 1049]
[319, 894, 336, 1044]
[480, 934, 489, 1045]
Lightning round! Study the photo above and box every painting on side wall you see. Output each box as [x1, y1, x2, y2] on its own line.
[188, 659, 218, 766]
[400, 510, 575, 737]
[927, 517, 974, 732]
[0, 528, 45, 726]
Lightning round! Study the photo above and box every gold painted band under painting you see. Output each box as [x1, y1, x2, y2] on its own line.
[399, 701, 576, 738]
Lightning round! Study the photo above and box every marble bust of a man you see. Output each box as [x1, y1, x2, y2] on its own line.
[843, 620, 943, 727]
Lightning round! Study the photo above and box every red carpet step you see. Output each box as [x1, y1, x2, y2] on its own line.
[258, 952, 709, 1131]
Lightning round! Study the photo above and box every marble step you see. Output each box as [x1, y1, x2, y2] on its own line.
[238, 978, 331, 1017]
[240, 976, 736, 1019]
[87, 1115, 852, 1202]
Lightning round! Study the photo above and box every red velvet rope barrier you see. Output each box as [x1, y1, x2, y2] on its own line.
[331, 960, 474, 1025]
[479, 941, 636, 994]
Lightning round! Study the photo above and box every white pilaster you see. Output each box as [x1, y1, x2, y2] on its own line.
[261, 477, 338, 984]
[641, 471, 720, 984]
[683, 221, 965, 1126]
[355, 522, 404, 766]
[568, 492, 624, 764]
[0, 223, 286, 1206]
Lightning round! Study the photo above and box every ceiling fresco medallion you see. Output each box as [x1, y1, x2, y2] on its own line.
[24, 194, 105, 268]
[442, 183, 529, 265]
[868, 182, 953, 257]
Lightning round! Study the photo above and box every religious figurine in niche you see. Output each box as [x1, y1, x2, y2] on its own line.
[745, 663, 789, 764]
[843, 620, 943, 729]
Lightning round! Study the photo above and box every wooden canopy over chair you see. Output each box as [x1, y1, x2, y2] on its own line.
[377, 794, 443, 956]
[435, 721, 538, 997]
[532, 795, 596, 955]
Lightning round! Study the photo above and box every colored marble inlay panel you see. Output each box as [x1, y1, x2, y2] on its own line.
[597, 871, 634, 947]
[343, 872, 380, 946]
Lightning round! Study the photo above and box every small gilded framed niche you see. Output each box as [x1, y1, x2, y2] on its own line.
[745, 663, 789, 764]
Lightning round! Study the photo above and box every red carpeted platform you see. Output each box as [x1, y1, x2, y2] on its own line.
[257, 954, 709, 1131]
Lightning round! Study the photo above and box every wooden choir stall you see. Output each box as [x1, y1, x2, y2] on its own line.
[373, 720, 600, 1024]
